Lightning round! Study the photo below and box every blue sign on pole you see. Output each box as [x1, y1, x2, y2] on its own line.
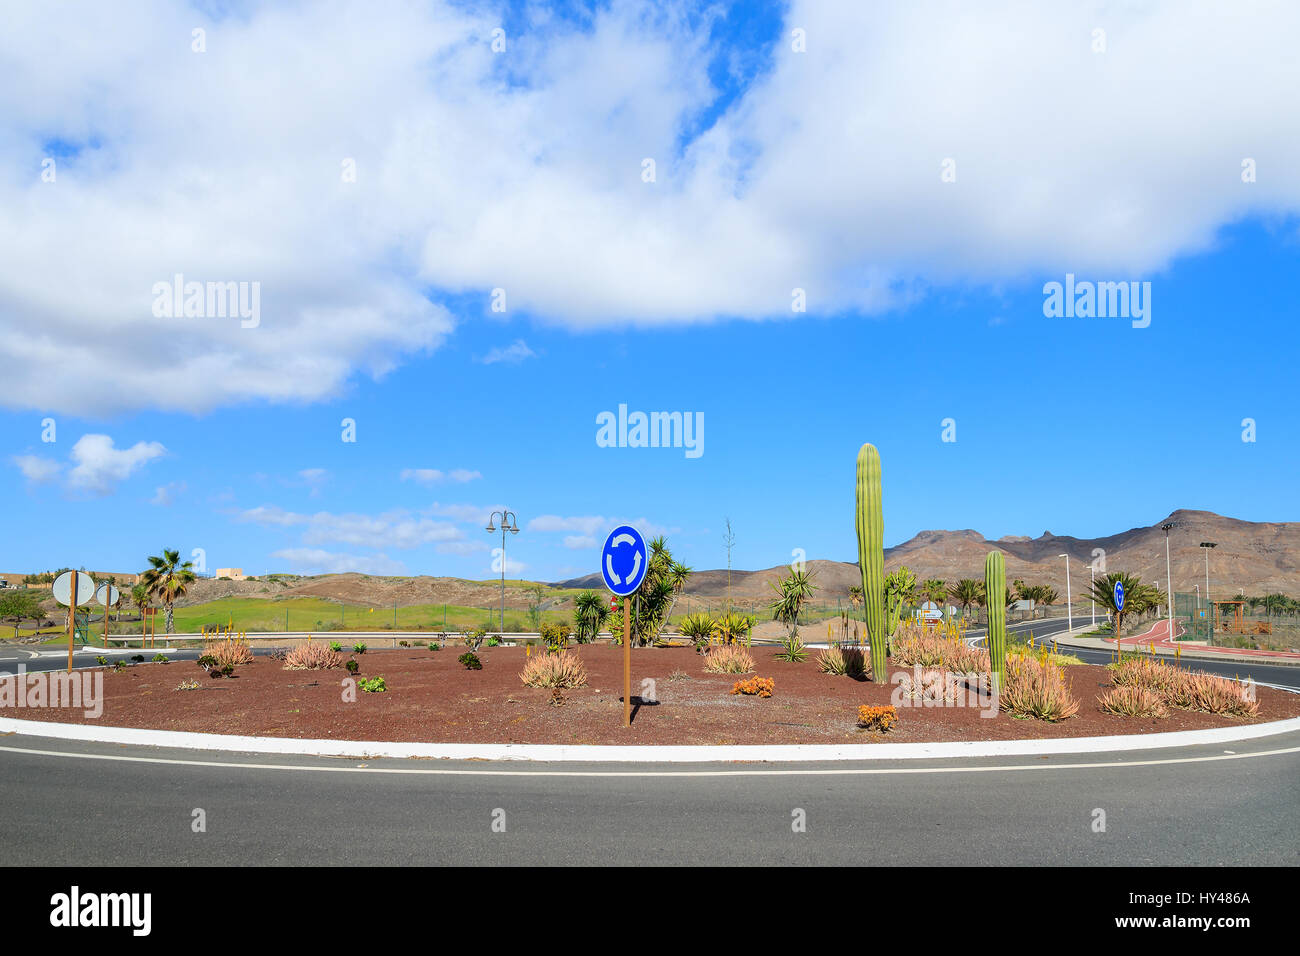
[1114, 580, 1125, 611]
[601, 525, 648, 597]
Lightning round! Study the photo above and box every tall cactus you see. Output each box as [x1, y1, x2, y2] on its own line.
[855, 443, 888, 680]
[985, 550, 1007, 689]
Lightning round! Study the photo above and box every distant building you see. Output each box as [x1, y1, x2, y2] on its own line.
[214, 568, 246, 581]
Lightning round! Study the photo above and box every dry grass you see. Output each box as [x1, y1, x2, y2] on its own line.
[282, 641, 344, 670]
[202, 636, 253, 668]
[702, 645, 755, 674]
[816, 643, 867, 679]
[999, 652, 1080, 721]
[1099, 685, 1169, 718]
[519, 651, 589, 689]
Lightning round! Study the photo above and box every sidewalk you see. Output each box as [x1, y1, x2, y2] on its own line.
[1053, 619, 1300, 667]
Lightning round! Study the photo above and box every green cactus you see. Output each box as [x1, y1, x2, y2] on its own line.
[855, 443, 888, 680]
[985, 550, 1007, 689]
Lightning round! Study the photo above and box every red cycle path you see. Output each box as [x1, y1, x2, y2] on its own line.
[1108, 617, 1300, 660]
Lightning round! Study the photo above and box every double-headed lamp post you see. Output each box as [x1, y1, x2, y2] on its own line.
[1161, 522, 1175, 642]
[485, 511, 519, 632]
[1059, 554, 1072, 635]
[1088, 560, 1096, 629]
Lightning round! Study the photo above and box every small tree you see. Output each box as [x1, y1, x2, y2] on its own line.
[769, 567, 819, 638]
[0, 590, 46, 638]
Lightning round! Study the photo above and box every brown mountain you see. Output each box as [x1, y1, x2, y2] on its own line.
[553, 510, 1300, 602]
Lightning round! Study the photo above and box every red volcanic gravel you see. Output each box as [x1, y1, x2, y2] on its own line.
[19, 645, 1300, 745]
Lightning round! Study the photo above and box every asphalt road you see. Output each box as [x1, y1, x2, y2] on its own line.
[0, 732, 1297, 866]
[3, 620, 1297, 867]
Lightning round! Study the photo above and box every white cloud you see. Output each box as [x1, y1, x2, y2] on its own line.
[151, 481, 186, 506]
[4, 2, 1300, 415]
[401, 468, 482, 484]
[528, 514, 669, 539]
[12, 454, 60, 484]
[563, 535, 597, 550]
[270, 548, 407, 576]
[238, 505, 463, 550]
[479, 339, 536, 365]
[65, 434, 165, 494]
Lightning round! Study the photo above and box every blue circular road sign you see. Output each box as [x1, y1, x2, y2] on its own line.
[1114, 580, 1125, 610]
[601, 525, 648, 597]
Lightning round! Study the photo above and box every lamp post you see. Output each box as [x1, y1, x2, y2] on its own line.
[486, 510, 520, 632]
[1161, 522, 1175, 644]
[1088, 560, 1096, 629]
[1059, 554, 1072, 635]
[1200, 541, 1216, 633]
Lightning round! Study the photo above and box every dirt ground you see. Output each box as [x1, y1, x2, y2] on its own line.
[21, 646, 1298, 746]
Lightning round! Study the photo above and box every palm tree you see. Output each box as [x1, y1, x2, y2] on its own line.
[572, 590, 608, 643]
[948, 579, 981, 619]
[769, 567, 819, 637]
[1036, 585, 1058, 619]
[921, 578, 946, 616]
[131, 583, 151, 624]
[1087, 571, 1144, 642]
[139, 549, 196, 634]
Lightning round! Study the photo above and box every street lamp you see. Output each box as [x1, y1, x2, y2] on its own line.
[1059, 554, 1072, 635]
[1161, 522, 1175, 644]
[485, 510, 520, 632]
[1200, 541, 1217, 628]
[1087, 560, 1096, 629]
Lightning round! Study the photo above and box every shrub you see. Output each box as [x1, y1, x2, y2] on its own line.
[175, 679, 200, 691]
[817, 644, 867, 679]
[427, 642, 441, 651]
[857, 704, 897, 732]
[520, 651, 589, 689]
[1109, 657, 1179, 695]
[999, 652, 1079, 721]
[353, 642, 367, 655]
[1180, 672, 1259, 718]
[329, 641, 343, 652]
[891, 630, 947, 667]
[1100, 685, 1169, 718]
[679, 613, 716, 647]
[283, 641, 344, 670]
[203, 636, 253, 668]
[731, 676, 774, 697]
[942, 643, 990, 674]
[399, 640, 411, 647]
[458, 651, 482, 670]
[896, 668, 960, 703]
[152, 653, 169, 663]
[773, 632, 808, 663]
[345, 658, 360, 674]
[131, 654, 145, 663]
[539, 621, 571, 652]
[486, 636, 502, 647]
[357, 676, 386, 693]
[95, 655, 109, 666]
[113, 661, 127, 672]
[702, 645, 755, 674]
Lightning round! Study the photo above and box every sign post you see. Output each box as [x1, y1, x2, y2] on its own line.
[1113, 580, 1126, 660]
[53, 570, 96, 673]
[601, 525, 649, 728]
[96, 582, 120, 648]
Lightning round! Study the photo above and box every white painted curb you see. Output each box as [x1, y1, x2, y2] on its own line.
[2, 714, 1298, 763]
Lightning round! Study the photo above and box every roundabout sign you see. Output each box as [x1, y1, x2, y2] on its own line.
[601, 525, 647, 728]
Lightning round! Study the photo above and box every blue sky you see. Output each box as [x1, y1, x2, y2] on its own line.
[2, 2, 1298, 581]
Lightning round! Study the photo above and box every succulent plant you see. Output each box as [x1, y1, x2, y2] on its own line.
[855, 443, 888, 680]
[985, 550, 1007, 688]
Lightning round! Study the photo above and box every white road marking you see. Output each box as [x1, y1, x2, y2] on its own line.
[0, 740, 1297, 778]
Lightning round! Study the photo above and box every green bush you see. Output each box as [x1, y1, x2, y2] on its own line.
[458, 651, 482, 671]
[329, 641, 343, 652]
[95, 655, 109, 666]
[358, 676, 386, 693]
[152, 653, 168, 664]
[427, 642, 441, 651]
[353, 642, 367, 655]
[345, 658, 360, 674]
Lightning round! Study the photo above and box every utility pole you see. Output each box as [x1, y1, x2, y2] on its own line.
[1161, 522, 1175, 645]
[1059, 554, 1072, 635]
